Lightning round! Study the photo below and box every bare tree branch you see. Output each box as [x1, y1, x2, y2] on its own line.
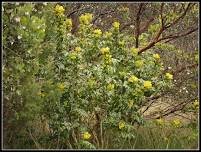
[165, 3, 193, 29]
[135, 3, 144, 48]
[138, 27, 164, 54]
[138, 3, 196, 54]
[159, 27, 198, 43]
[144, 97, 195, 119]
[92, 10, 115, 24]
[120, 22, 135, 32]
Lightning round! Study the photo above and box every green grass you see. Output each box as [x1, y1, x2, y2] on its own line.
[4, 121, 198, 149]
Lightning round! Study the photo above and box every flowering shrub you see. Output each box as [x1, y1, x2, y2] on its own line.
[3, 3, 176, 149]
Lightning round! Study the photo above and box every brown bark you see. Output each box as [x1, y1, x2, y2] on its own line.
[135, 3, 144, 48]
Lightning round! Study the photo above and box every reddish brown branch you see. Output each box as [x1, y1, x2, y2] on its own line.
[92, 10, 115, 24]
[144, 97, 194, 119]
[159, 27, 198, 43]
[142, 93, 165, 114]
[154, 98, 194, 119]
[138, 3, 195, 54]
[138, 27, 164, 54]
[165, 3, 192, 29]
[142, 63, 198, 114]
[135, 3, 144, 48]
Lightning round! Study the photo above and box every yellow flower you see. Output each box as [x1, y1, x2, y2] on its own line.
[144, 81, 152, 89]
[119, 121, 125, 129]
[165, 73, 173, 80]
[195, 54, 198, 63]
[88, 79, 96, 88]
[104, 54, 112, 64]
[66, 18, 72, 29]
[79, 13, 93, 25]
[128, 75, 139, 83]
[107, 83, 115, 91]
[93, 29, 102, 37]
[135, 60, 144, 68]
[172, 119, 181, 127]
[193, 99, 199, 109]
[55, 4, 65, 16]
[37, 92, 45, 97]
[131, 48, 139, 56]
[100, 47, 110, 55]
[118, 40, 125, 46]
[119, 7, 129, 12]
[58, 83, 65, 91]
[153, 53, 160, 59]
[105, 31, 112, 38]
[69, 53, 78, 61]
[123, 7, 129, 12]
[160, 66, 164, 71]
[75, 47, 81, 52]
[156, 118, 164, 125]
[82, 132, 91, 140]
[113, 21, 120, 30]
[128, 100, 134, 109]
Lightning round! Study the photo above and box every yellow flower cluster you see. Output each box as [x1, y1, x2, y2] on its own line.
[195, 54, 198, 63]
[172, 119, 181, 127]
[104, 54, 112, 65]
[153, 53, 160, 59]
[119, 7, 129, 12]
[156, 118, 164, 126]
[128, 75, 139, 83]
[88, 79, 96, 88]
[75, 47, 81, 52]
[119, 121, 125, 129]
[82, 132, 91, 140]
[107, 83, 115, 91]
[93, 29, 102, 37]
[165, 73, 173, 80]
[100, 47, 112, 65]
[57, 83, 65, 91]
[131, 48, 139, 56]
[113, 21, 120, 30]
[100, 47, 110, 55]
[193, 99, 199, 110]
[55, 4, 65, 16]
[66, 18, 72, 31]
[144, 81, 152, 89]
[105, 31, 112, 38]
[69, 53, 78, 61]
[123, 7, 129, 12]
[135, 60, 144, 68]
[160, 65, 164, 71]
[128, 100, 134, 109]
[79, 13, 93, 25]
[37, 92, 45, 97]
[118, 40, 125, 46]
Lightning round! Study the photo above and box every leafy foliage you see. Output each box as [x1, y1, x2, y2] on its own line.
[3, 2, 198, 149]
